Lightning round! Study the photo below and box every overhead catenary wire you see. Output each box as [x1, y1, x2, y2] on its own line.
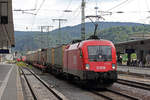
[145, 0, 150, 21]
[71, 5, 81, 17]
[145, 0, 150, 12]
[14, 0, 150, 31]
[96, 0, 149, 15]
[34, 0, 38, 10]
[13, 0, 37, 13]
[138, 0, 142, 18]
[59, 0, 73, 27]
[102, 0, 150, 23]
[59, 0, 73, 18]
[58, 0, 82, 27]
[66, 0, 73, 12]
[35, 0, 46, 15]
[31, 0, 46, 31]
[106, 0, 130, 11]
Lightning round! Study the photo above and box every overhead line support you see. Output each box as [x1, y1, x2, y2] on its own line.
[52, 19, 67, 45]
[81, 0, 86, 40]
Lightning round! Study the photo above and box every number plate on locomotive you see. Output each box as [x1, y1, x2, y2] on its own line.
[96, 66, 106, 70]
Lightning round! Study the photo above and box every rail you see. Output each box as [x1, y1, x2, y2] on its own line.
[19, 67, 63, 100]
[117, 79, 150, 91]
[90, 89, 139, 100]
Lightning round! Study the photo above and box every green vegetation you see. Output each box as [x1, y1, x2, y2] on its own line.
[13, 22, 150, 54]
[97, 25, 150, 43]
[16, 61, 32, 68]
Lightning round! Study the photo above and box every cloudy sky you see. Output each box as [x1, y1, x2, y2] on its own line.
[13, 0, 150, 31]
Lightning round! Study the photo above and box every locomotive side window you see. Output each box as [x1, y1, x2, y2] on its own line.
[79, 48, 83, 58]
[88, 46, 112, 61]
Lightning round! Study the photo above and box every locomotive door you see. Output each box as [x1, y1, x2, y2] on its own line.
[63, 50, 69, 73]
[66, 51, 69, 72]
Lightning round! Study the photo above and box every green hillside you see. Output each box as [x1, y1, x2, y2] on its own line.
[13, 22, 150, 53]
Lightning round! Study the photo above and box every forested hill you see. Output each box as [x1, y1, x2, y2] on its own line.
[14, 22, 150, 52]
[97, 25, 150, 43]
[50, 21, 144, 37]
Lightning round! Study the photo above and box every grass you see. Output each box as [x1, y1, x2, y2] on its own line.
[16, 61, 32, 68]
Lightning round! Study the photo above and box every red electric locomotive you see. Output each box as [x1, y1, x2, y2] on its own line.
[63, 39, 117, 88]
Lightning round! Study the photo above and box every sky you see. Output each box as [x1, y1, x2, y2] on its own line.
[12, 0, 150, 31]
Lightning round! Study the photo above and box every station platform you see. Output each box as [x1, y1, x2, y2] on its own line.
[117, 65, 150, 76]
[0, 64, 24, 100]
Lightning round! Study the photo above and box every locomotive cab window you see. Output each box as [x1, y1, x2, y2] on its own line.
[88, 46, 112, 62]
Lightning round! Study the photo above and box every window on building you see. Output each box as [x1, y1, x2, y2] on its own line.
[0, 2, 8, 24]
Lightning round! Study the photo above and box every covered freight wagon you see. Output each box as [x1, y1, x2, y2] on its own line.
[50, 45, 66, 73]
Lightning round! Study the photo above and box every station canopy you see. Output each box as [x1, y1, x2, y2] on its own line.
[115, 38, 150, 53]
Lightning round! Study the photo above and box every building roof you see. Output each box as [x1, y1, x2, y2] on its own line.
[115, 38, 150, 53]
[129, 33, 150, 40]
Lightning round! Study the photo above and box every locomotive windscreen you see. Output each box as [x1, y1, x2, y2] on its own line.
[88, 46, 112, 62]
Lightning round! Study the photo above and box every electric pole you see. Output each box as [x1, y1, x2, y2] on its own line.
[52, 19, 67, 45]
[81, 0, 86, 40]
[40, 26, 44, 49]
[94, 2, 99, 21]
[44, 26, 54, 47]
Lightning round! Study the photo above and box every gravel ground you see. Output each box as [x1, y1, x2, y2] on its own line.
[28, 66, 150, 100]
[21, 75, 34, 100]
[22, 68, 59, 100]
[110, 74, 150, 100]
[118, 74, 150, 85]
[110, 83, 150, 100]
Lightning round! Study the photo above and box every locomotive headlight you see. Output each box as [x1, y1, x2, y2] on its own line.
[85, 64, 90, 70]
[112, 64, 116, 70]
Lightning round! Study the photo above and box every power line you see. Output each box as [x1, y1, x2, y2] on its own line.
[30, 0, 46, 31]
[59, 0, 73, 19]
[66, 0, 73, 11]
[106, 0, 129, 11]
[35, 0, 46, 15]
[34, 0, 38, 10]
[13, 9, 36, 11]
[138, 0, 142, 19]
[145, 0, 150, 13]
[40, 26, 54, 47]
[72, 5, 81, 17]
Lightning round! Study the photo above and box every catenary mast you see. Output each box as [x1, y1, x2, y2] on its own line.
[81, 0, 86, 40]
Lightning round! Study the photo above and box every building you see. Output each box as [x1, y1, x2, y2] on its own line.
[115, 38, 150, 67]
[0, 0, 14, 53]
[129, 33, 150, 40]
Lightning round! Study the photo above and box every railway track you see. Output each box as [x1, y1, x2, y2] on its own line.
[19, 67, 65, 100]
[19, 65, 143, 100]
[117, 79, 150, 91]
[91, 88, 139, 100]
